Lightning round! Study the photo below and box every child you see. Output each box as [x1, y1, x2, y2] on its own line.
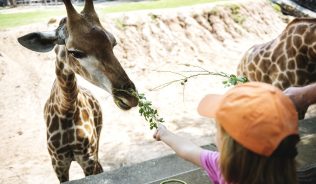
[153, 82, 300, 184]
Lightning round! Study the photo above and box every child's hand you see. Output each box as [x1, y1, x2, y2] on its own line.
[153, 123, 168, 141]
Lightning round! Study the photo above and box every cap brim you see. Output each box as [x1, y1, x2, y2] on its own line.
[197, 94, 224, 118]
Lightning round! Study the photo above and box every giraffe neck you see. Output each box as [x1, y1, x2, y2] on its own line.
[53, 46, 79, 113]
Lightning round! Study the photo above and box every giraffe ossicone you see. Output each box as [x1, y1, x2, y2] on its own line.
[18, 0, 138, 182]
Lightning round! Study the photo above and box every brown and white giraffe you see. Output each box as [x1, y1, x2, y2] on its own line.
[237, 18, 316, 90]
[17, 0, 138, 182]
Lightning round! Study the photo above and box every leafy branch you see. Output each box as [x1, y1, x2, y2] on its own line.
[113, 89, 164, 130]
[132, 91, 164, 130]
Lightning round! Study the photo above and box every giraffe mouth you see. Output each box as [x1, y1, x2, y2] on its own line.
[112, 87, 139, 110]
[114, 97, 133, 110]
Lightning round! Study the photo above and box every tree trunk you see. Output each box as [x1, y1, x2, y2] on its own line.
[8, 0, 16, 7]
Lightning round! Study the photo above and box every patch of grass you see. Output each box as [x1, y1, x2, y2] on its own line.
[229, 4, 246, 25]
[103, 0, 226, 13]
[149, 13, 159, 20]
[271, 3, 282, 13]
[114, 18, 126, 30]
[0, 0, 225, 29]
[209, 8, 220, 16]
[0, 10, 64, 29]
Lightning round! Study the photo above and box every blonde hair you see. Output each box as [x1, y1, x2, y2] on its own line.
[219, 126, 299, 184]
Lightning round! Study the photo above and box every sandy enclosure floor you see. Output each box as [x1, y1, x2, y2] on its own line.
[0, 1, 289, 183]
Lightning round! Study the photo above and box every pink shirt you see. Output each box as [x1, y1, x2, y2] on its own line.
[200, 150, 227, 184]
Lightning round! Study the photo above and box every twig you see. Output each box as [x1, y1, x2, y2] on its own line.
[151, 65, 248, 91]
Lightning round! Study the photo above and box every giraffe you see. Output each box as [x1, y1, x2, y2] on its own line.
[237, 18, 316, 90]
[237, 18, 316, 119]
[17, 0, 138, 182]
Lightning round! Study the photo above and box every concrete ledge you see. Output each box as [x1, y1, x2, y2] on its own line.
[296, 118, 316, 184]
[67, 118, 316, 184]
[148, 168, 210, 184]
[66, 145, 216, 184]
[296, 117, 316, 169]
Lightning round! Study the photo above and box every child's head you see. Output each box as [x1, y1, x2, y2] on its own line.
[198, 82, 300, 184]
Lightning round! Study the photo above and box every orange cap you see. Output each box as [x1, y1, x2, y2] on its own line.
[198, 82, 298, 156]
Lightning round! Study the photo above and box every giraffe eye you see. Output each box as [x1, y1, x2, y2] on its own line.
[68, 50, 87, 59]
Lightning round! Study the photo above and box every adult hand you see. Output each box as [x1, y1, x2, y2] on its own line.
[283, 86, 308, 119]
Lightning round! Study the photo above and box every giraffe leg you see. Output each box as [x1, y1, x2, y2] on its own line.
[75, 154, 103, 176]
[51, 156, 72, 183]
[93, 160, 103, 174]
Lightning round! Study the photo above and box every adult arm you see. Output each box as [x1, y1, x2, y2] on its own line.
[153, 124, 203, 167]
[284, 83, 316, 119]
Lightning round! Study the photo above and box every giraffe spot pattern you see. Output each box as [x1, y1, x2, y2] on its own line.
[297, 70, 309, 85]
[293, 36, 303, 49]
[51, 132, 61, 142]
[51, 139, 60, 149]
[52, 158, 56, 165]
[271, 41, 284, 61]
[61, 120, 73, 130]
[301, 45, 308, 54]
[307, 64, 316, 73]
[259, 59, 271, 72]
[84, 124, 92, 135]
[49, 115, 60, 133]
[255, 72, 262, 81]
[56, 145, 70, 154]
[262, 74, 272, 83]
[263, 51, 271, 58]
[276, 55, 287, 71]
[68, 129, 75, 143]
[277, 73, 290, 88]
[296, 54, 308, 69]
[304, 29, 315, 45]
[82, 109, 89, 122]
[287, 26, 295, 35]
[308, 47, 316, 59]
[46, 114, 51, 127]
[286, 71, 296, 84]
[58, 154, 64, 160]
[288, 59, 296, 70]
[76, 128, 86, 141]
[287, 46, 296, 58]
[294, 24, 308, 36]
[268, 64, 279, 77]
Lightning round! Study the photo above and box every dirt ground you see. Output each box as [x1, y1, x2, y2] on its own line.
[0, 0, 290, 183]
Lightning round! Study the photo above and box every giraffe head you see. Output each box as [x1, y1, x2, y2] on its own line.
[18, 0, 138, 110]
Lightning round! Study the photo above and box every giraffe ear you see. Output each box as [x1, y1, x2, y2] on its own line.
[17, 31, 58, 53]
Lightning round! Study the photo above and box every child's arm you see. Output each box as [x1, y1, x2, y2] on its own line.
[153, 124, 203, 167]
